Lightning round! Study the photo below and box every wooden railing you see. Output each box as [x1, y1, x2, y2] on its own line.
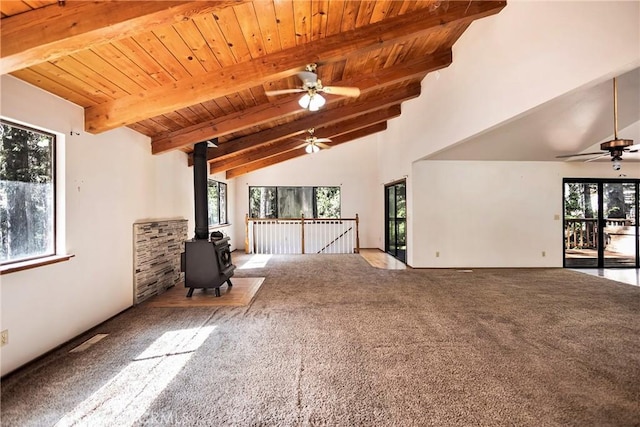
[245, 214, 360, 254]
[564, 218, 633, 249]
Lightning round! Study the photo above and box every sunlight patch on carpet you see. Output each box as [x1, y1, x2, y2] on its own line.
[55, 326, 215, 427]
[238, 254, 272, 269]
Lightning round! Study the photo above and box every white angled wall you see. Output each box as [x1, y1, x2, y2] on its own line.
[380, 1, 640, 175]
[0, 75, 194, 376]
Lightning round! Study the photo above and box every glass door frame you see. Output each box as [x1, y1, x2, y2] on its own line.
[385, 179, 407, 263]
[563, 178, 640, 269]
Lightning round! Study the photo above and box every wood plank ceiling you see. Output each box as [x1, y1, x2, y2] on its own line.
[1, 0, 506, 177]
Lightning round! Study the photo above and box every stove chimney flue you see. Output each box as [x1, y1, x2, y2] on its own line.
[193, 140, 211, 240]
[182, 138, 235, 298]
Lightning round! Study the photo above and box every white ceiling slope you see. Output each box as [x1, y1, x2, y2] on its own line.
[426, 66, 640, 163]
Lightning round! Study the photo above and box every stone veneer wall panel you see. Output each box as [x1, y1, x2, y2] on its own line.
[133, 219, 188, 304]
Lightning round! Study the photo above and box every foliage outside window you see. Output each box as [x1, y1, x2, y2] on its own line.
[0, 120, 55, 264]
[564, 182, 597, 219]
[249, 186, 341, 218]
[564, 182, 631, 220]
[208, 179, 227, 227]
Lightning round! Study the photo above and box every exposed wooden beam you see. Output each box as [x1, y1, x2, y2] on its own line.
[84, 1, 505, 133]
[153, 97, 303, 155]
[210, 105, 401, 173]
[225, 123, 388, 179]
[194, 82, 421, 165]
[152, 49, 452, 154]
[1, 1, 248, 75]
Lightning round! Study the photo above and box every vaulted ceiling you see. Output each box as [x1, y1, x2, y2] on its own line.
[1, 0, 506, 177]
[426, 67, 640, 163]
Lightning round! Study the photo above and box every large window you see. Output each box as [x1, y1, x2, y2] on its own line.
[0, 120, 56, 265]
[249, 186, 340, 218]
[208, 179, 227, 226]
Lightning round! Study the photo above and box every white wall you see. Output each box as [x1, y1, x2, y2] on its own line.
[373, 0, 640, 265]
[412, 160, 639, 268]
[0, 76, 193, 375]
[233, 135, 382, 249]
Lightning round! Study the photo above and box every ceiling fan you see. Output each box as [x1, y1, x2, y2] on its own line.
[297, 128, 332, 154]
[265, 63, 361, 111]
[556, 77, 638, 169]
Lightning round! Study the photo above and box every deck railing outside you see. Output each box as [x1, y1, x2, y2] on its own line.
[245, 214, 360, 254]
[564, 218, 633, 249]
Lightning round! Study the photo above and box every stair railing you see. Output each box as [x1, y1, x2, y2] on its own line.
[245, 214, 360, 254]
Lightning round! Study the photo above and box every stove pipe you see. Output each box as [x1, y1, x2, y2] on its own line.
[193, 140, 213, 240]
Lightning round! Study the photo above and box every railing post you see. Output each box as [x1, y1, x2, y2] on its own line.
[301, 214, 305, 254]
[355, 213, 360, 253]
[245, 213, 250, 253]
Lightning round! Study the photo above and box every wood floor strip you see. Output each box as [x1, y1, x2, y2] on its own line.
[144, 277, 265, 307]
[359, 248, 407, 270]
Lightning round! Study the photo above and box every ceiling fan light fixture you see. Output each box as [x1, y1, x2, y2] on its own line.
[305, 143, 320, 154]
[298, 93, 310, 109]
[310, 94, 325, 111]
[298, 92, 325, 111]
[612, 157, 622, 171]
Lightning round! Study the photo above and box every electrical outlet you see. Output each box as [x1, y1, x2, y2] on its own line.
[1, 330, 8, 347]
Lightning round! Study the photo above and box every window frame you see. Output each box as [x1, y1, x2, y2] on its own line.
[0, 118, 58, 267]
[207, 179, 229, 228]
[248, 185, 341, 219]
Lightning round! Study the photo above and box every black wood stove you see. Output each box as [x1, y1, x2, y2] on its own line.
[180, 140, 235, 297]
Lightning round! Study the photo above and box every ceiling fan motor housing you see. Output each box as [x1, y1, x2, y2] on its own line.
[298, 70, 319, 89]
[600, 139, 634, 151]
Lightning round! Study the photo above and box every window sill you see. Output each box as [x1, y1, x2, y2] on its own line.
[210, 223, 231, 230]
[1, 254, 74, 275]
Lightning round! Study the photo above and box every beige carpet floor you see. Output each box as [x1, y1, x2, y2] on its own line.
[1, 254, 639, 426]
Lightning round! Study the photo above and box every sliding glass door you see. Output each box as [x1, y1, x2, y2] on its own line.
[603, 182, 638, 267]
[385, 180, 406, 263]
[564, 179, 639, 268]
[564, 182, 599, 267]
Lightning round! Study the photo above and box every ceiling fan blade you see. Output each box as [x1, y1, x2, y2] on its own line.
[585, 153, 610, 162]
[556, 151, 606, 158]
[265, 88, 304, 96]
[321, 86, 361, 97]
[314, 138, 332, 143]
[316, 142, 331, 150]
